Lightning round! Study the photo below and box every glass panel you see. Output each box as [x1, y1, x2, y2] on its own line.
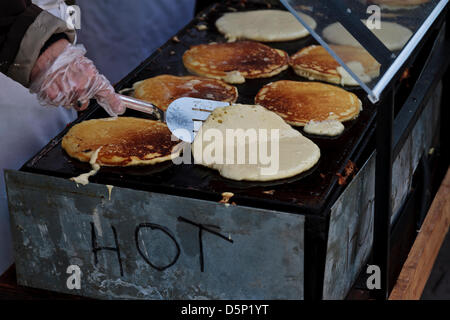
[280, 0, 448, 103]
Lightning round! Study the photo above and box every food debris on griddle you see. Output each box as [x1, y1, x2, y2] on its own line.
[336, 160, 358, 186]
[195, 24, 208, 31]
[220, 192, 235, 206]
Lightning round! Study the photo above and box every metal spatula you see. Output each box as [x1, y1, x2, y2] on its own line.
[118, 94, 230, 143]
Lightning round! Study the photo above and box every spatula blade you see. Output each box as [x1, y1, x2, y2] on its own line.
[166, 97, 230, 143]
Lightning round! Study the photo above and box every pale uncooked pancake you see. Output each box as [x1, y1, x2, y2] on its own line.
[290, 45, 380, 86]
[192, 104, 321, 182]
[323, 20, 413, 51]
[255, 81, 362, 126]
[215, 10, 317, 42]
[70, 147, 102, 185]
[133, 75, 238, 111]
[182, 41, 289, 84]
[62, 117, 181, 167]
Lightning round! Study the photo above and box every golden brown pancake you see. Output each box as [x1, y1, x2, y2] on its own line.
[62, 117, 181, 167]
[290, 45, 380, 86]
[255, 81, 362, 126]
[182, 41, 289, 84]
[133, 75, 238, 111]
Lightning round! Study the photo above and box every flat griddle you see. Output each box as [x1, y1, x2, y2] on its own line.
[21, 0, 381, 216]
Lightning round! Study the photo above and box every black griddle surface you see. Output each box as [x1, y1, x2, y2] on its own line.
[22, 0, 379, 216]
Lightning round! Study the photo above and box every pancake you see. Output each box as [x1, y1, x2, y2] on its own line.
[133, 75, 238, 111]
[290, 45, 380, 86]
[182, 41, 289, 84]
[255, 81, 362, 126]
[62, 117, 181, 167]
[215, 9, 317, 42]
[192, 104, 321, 181]
[323, 20, 413, 51]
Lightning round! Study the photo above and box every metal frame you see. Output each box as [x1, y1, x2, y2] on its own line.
[295, 3, 450, 300]
[372, 11, 450, 300]
[280, 0, 376, 101]
[281, 0, 450, 103]
[373, 87, 394, 300]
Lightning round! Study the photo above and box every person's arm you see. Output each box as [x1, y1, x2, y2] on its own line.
[0, 0, 76, 87]
[0, 0, 124, 116]
[29, 39, 125, 115]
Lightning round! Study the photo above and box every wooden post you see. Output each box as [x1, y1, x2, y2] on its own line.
[390, 168, 450, 300]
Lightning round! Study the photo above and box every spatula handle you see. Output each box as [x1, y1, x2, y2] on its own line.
[118, 94, 165, 121]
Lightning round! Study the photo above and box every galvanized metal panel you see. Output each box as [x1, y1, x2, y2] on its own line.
[5, 171, 304, 300]
[391, 81, 442, 221]
[323, 155, 375, 300]
[323, 83, 442, 299]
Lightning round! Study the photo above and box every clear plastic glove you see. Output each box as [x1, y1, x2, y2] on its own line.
[30, 42, 125, 117]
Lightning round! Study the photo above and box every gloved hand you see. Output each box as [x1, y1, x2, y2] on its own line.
[30, 40, 125, 117]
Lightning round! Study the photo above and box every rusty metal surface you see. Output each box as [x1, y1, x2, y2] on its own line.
[5, 170, 304, 300]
